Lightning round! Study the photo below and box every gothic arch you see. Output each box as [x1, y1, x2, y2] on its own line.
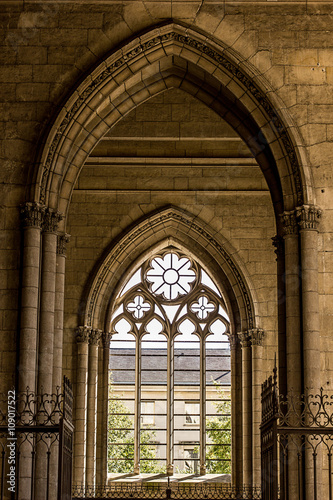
[80, 207, 261, 336]
[30, 22, 314, 230]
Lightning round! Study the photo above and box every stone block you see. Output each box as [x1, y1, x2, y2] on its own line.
[0, 64, 32, 82]
[40, 28, 88, 46]
[16, 82, 49, 101]
[286, 66, 326, 85]
[58, 12, 104, 29]
[17, 45, 47, 64]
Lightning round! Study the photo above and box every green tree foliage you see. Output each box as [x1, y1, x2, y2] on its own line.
[206, 384, 231, 474]
[108, 380, 165, 473]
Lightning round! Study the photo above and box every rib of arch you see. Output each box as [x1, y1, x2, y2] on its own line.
[31, 21, 315, 232]
[82, 206, 260, 336]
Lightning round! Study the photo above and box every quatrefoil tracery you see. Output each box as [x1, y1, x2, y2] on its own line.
[111, 250, 230, 340]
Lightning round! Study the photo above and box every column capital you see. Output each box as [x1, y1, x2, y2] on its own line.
[238, 329, 265, 347]
[89, 329, 102, 346]
[42, 208, 63, 233]
[57, 233, 71, 256]
[237, 331, 252, 348]
[20, 202, 45, 229]
[102, 332, 112, 349]
[296, 204, 322, 231]
[229, 334, 239, 350]
[280, 210, 298, 236]
[76, 326, 91, 344]
[248, 328, 265, 346]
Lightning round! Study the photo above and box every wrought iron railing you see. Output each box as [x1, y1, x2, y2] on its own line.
[73, 482, 262, 500]
[261, 370, 333, 500]
[0, 377, 73, 500]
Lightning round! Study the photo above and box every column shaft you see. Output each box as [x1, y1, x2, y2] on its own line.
[250, 329, 264, 488]
[272, 236, 287, 396]
[18, 203, 43, 393]
[98, 333, 111, 485]
[297, 205, 322, 500]
[281, 212, 302, 396]
[52, 234, 70, 392]
[86, 330, 101, 487]
[73, 327, 90, 487]
[296, 205, 321, 392]
[239, 332, 252, 487]
[37, 209, 62, 395]
[18, 203, 43, 500]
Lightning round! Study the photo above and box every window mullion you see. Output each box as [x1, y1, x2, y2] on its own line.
[134, 335, 141, 474]
[200, 335, 206, 475]
[166, 330, 174, 475]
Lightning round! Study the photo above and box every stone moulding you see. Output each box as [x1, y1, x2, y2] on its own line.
[85, 208, 254, 331]
[38, 24, 303, 206]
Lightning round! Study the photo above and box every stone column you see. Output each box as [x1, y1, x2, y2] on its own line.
[96, 332, 111, 486]
[18, 202, 44, 500]
[73, 326, 90, 487]
[296, 205, 322, 393]
[37, 208, 62, 395]
[49, 234, 70, 500]
[18, 202, 44, 393]
[52, 233, 70, 392]
[230, 335, 242, 487]
[280, 211, 302, 396]
[86, 329, 102, 487]
[250, 328, 265, 488]
[272, 235, 287, 397]
[238, 331, 252, 487]
[296, 205, 322, 500]
[280, 211, 302, 500]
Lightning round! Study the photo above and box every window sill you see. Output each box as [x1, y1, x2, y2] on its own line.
[107, 473, 231, 484]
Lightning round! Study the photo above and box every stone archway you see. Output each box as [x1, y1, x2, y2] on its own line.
[18, 20, 321, 497]
[75, 206, 263, 488]
[30, 22, 314, 222]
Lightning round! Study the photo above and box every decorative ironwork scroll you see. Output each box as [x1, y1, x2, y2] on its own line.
[73, 482, 262, 500]
[261, 371, 333, 500]
[0, 377, 73, 500]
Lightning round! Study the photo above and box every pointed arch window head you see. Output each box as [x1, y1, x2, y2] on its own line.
[109, 249, 231, 476]
[111, 249, 230, 338]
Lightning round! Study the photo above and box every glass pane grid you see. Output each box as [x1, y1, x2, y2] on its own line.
[108, 251, 232, 476]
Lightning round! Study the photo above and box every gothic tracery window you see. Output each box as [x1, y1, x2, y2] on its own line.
[108, 249, 231, 475]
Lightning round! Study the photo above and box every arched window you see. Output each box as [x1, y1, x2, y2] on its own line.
[108, 249, 231, 476]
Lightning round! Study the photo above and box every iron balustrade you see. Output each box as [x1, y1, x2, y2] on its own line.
[261, 368, 333, 500]
[0, 377, 73, 500]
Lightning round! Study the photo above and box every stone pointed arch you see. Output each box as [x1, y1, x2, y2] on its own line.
[31, 22, 315, 231]
[81, 207, 260, 335]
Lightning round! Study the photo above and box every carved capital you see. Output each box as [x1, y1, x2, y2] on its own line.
[280, 210, 298, 236]
[76, 326, 91, 344]
[42, 208, 63, 233]
[89, 329, 102, 346]
[271, 235, 284, 260]
[229, 334, 239, 350]
[237, 331, 252, 348]
[20, 202, 44, 229]
[57, 233, 71, 256]
[248, 328, 265, 346]
[102, 332, 112, 349]
[296, 205, 322, 231]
